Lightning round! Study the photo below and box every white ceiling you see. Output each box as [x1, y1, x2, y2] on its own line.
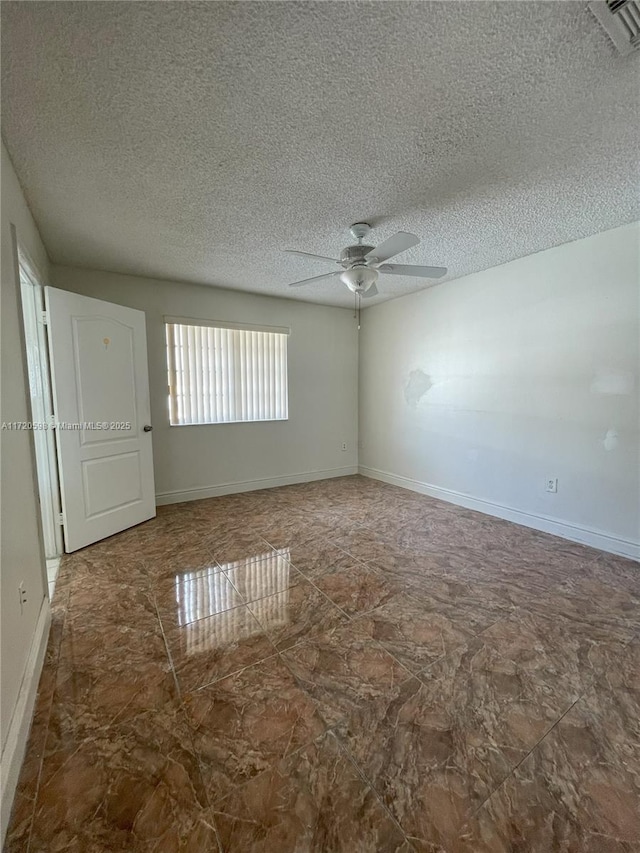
[2, 1, 639, 308]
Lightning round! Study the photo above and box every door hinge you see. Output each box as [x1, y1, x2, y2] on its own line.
[41, 310, 48, 325]
[57, 512, 64, 526]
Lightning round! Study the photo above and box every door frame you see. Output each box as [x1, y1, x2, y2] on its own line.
[18, 248, 64, 566]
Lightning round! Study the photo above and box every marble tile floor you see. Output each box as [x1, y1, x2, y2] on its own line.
[5, 475, 640, 852]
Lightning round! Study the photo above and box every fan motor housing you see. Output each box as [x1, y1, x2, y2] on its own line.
[340, 244, 375, 267]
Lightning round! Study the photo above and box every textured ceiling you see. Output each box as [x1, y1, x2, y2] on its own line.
[2, 1, 639, 308]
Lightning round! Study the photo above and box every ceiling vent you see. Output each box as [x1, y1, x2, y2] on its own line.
[589, 0, 640, 54]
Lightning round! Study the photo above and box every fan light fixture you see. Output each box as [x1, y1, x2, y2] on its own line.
[284, 223, 447, 298]
[339, 265, 378, 294]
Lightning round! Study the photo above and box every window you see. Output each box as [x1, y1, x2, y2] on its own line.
[165, 318, 289, 425]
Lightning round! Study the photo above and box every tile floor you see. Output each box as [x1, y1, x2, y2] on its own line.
[5, 475, 640, 852]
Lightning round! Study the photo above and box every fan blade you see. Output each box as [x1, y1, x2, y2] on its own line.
[284, 250, 340, 264]
[361, 283, 379, 298]
[288, 271, 342, 288]
[365, 231, 419, 263]
[379, 263, 447, 279]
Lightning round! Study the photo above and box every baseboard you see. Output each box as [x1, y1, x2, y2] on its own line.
[156, 466, 359, 506]
[359, 466, 640, 562]
[1, 596, 51, 847]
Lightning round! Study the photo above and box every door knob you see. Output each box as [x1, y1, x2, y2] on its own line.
[143, 424, 153, 432]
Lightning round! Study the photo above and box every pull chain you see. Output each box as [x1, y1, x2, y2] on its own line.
[353, 293, 362, 330]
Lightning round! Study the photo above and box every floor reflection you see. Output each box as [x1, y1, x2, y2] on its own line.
[175, 566, 241, 625]
[222, 548, 292, 601]
[175, 549, 291, 654]
[180, 605, 264, 656]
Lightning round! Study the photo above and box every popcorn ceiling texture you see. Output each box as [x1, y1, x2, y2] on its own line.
[1, 1, 639, 307]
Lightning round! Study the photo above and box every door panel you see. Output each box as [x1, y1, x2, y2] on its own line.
[74, 317, 138, 434]
[82, 452, 142, 517]
[45, 287, 156, 552]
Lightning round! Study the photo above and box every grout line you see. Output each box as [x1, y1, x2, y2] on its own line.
[469, 693, 584, 821]
[23, 586, 71, 853]
[206, 724, 341, 814]
[149, 588, 184, 702]
[23, 596, 89, 829]
[190, 645, 281, 694]
[221, 534, 358, 627]
[206, 810, 225, 853]
[329, 729, 417, 848]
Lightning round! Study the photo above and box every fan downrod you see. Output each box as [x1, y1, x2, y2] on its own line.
[349, 222, 371, 243]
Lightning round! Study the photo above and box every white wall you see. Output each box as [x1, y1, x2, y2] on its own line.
[359, 223, 640, 558]
[1, 144, 50, 837]
[52, 266, 358, 502]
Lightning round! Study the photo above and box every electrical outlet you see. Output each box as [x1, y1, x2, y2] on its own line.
[18, 582, 27, 614]
[341, 442, 348, 452]
[546, 478, 558, 493]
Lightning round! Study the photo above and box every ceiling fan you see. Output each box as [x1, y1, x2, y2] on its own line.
[284, 223, 447, 298]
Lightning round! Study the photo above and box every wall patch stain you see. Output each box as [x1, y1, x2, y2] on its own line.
[603, 428, 619, 451]
[404, 369, 433, 408]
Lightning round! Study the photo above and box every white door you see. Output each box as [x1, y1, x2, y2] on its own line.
[45, 287, 156, 552]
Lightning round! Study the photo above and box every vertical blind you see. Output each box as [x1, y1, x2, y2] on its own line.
[165, 320, 289, 425]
